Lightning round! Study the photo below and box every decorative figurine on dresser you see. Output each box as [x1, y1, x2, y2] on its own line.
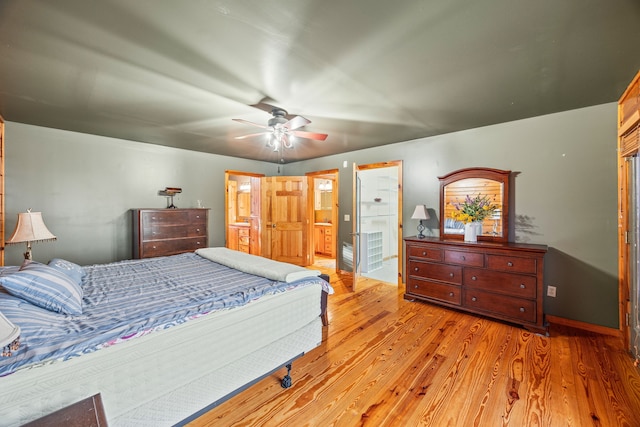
[404, 168, 548, 334]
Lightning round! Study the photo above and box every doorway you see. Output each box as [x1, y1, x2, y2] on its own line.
[353, 161, 402, 286]
[307, 170, 339, 270]
[225, 171, 264, 255]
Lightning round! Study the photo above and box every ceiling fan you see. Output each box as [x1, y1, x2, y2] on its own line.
[232, 105, 328, 151]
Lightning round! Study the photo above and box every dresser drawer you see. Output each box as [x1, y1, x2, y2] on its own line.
[408, 259, 462, 285]
[463, 289, 536, 323]
[407, 245, 443, 262]
[144, 224, 206, 240]
[463, 268, 536, 299]
[141, 237, 207, 257]
[141, 210, 191, 225]
[407, 277, 461, 305]
[188, 210, 208, 223]
[486, 254, 536, 274]
[444, 250, 484, 267]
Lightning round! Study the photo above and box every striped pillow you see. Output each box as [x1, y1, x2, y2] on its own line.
[0, 262, 83, 315]
[48, 258, 85, 286]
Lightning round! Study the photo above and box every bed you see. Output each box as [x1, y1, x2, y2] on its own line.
[0, 247, 332, 426]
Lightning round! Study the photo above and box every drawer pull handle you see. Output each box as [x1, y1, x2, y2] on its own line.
[461, 256, 466, 261]
[507, 262, 514, 267]
[449, 292, 454, 297]
[519, 307, 525, 312]
[414, 267, 419, 272]
[422, 251, 427, 256]
[471, 276, 477, 281]
[196, 228, 200, 232]
[520, 284, 526, 289]
[471, 297, 477, 302]
[449, 273, 454, 277]
[414, 285, 419, 289]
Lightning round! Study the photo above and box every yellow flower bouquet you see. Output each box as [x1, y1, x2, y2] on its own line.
[451, 194, 497, 224]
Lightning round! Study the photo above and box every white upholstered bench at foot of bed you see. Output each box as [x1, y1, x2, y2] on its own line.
[0, 283, 324, 427]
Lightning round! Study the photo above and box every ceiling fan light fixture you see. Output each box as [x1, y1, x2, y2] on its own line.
[233, 103, 328, 159]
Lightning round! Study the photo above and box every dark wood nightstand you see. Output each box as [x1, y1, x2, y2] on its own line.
[22, 393, 108, 427]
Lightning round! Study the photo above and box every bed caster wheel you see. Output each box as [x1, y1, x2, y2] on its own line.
[281, 375, 292, 389]
[281, 363, 293, 388]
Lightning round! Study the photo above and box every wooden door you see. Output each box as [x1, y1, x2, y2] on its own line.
[618, 70, 640, 359]
[225, 171, 265, 254]
[351, 165, 362, 291]
[249, 176, 261, 255]
[268, 176, 309, 266]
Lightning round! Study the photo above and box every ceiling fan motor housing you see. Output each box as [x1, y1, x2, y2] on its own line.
[268, 108, 289, 127]
[268, 116, 288, 127]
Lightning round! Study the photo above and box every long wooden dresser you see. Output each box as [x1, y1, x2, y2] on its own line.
[404, 236, 548, 333]
[132, 208, 209, 259]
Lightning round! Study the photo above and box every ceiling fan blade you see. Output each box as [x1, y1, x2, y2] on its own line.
[232, 118, 270, 129]
[284, 115, 311, 130]
[234, 131, 270, 140]
[291, 130, 328, 141]
[251, 99, 296, 120]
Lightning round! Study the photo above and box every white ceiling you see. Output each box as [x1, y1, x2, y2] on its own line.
[1, 0, 639, 163]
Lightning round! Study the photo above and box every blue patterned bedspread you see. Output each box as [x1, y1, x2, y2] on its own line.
[0, 253, 327, 376]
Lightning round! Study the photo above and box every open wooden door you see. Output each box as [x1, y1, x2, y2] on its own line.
[618, 70, 640, 363]
[225, 170, 264, 254]
[351, 164, 362, 291]
[266, 176, 310, 266]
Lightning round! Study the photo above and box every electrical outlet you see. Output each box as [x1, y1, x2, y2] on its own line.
[547, 285, 557, 297]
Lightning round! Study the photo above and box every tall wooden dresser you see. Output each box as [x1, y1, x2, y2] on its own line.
[132, 208, 209, 259]
[404, 236, 547, 333]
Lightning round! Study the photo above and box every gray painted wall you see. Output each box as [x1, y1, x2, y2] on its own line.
[4, 102, 618, 328]
[4, 122, 279, 265]
[287, 103, 618, 329]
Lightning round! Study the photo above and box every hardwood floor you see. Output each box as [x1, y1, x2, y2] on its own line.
[190, 266, 640, 426]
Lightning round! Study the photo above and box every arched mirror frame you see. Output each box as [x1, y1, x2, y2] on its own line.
[439, 167, 511, 243]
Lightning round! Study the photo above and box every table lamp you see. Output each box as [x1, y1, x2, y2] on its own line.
[5, 209, 57, 260]
[411, 205, 430, 238]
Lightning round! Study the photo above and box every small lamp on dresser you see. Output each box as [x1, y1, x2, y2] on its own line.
[411, 204, 430, 238]
[5, 209, 57, 260]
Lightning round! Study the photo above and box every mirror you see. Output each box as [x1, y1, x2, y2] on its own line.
[314, 179, 333, 210]
[439, 168, 510, 243]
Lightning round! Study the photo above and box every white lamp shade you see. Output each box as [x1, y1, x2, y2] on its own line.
[6, 211, 57, 244]
[411, 205, 430, 220]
